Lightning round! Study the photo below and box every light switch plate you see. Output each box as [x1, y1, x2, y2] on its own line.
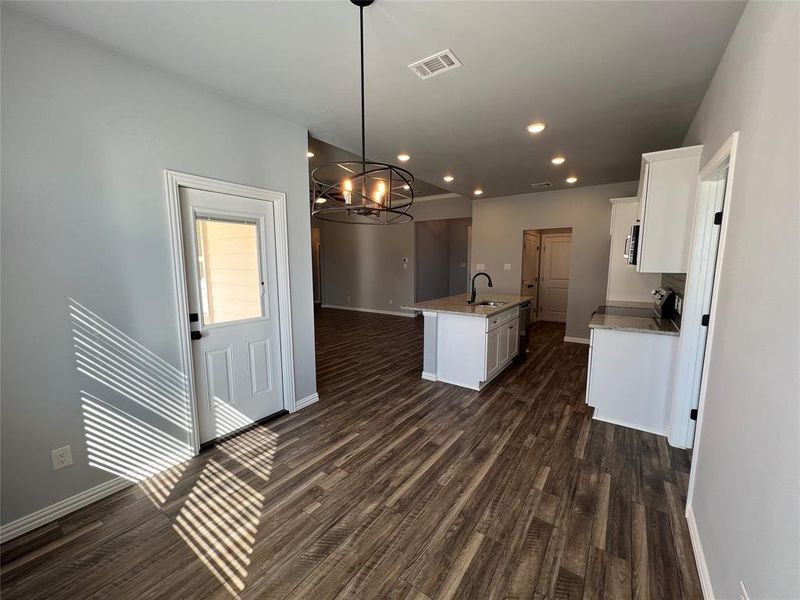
[52, 445, 73, 471]
[504, 264, 512, 271]
[476, 263, 485, 271]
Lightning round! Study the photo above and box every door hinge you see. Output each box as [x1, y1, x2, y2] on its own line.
[701, 314, 710, 327]
[690, 409, 698, 421]
[189, 312, 199, 323]
[713, 211, 723, 225]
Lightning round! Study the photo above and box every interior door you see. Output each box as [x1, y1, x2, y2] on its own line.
[521, 231, 540, 322]
[539, 233, 572, 322]
[180, 187, 284, 444]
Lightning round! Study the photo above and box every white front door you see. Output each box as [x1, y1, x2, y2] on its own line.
[521, 231, 540, 322]
[539, 233, 572, 323]
[180, 187, 284, 444]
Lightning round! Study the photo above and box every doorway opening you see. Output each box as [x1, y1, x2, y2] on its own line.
[520, 227, 573, 324]
[415, 218, 472, 302]
[165, 171, 296, 453]
[311, 226, 322, 306]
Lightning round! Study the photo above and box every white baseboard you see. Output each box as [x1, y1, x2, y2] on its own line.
[421, 371, 437, 382]
[0, 476, 132, 544]
[321, 304, 415, 318]
[591, 414, 668, 437]
[294, 392, 319, 411]
[686, 504, 715, 600]
[564, 336, 590, 345]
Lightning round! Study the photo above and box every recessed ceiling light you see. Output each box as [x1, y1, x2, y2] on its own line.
[474, 189, 483, 196]
[443, 175, 454, 182]
[402, 184, 410, 190]
[551, 156, 566, 165]
[315, 197, 327, 204]
[306, 151, 315, 158]
[566, 176, 578, 184]
[397, 153, 410, 162]
[527, 122, 546, 134]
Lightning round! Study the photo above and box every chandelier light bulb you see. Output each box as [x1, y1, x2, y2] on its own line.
[343, 179, 353, 204]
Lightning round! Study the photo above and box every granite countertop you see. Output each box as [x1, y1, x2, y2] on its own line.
[589, 303, 679, 336]
[402, 293, 532, 318]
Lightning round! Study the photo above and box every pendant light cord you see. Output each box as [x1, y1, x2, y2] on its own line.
[360, 5, 366, 173]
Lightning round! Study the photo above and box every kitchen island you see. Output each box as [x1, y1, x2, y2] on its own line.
[402, 294, 531, 390]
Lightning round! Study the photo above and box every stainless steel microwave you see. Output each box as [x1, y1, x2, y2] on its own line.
[625, 223, 640, 265]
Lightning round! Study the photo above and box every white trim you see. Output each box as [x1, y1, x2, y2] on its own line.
[608, 196, 638, 205]
[0, 477, 132, 544]
[686, 505, 716, 600]
[421, 371, 438, 382]
[591, 414, 667, 437]
[564, 336, 590, 345]
[294, 392, 319, 411]
[684, 133, 738, 506]
[164, 170, 298, 452]
[320, 304, 416, 318]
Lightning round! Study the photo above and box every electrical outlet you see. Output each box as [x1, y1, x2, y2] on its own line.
[476, 263, 485, 271]
[738, 581, 750, 600]
[346, 295, 351, 302]
[388, 299, 393, 305]
[504, 263, 512, 271]
[51, 445, 73, 471]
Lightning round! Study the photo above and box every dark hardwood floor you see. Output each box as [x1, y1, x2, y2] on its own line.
[1, 308, 701, 599]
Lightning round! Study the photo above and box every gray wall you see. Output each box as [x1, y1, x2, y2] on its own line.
[1, 10, 316, 525]
[415, 218, 472, 302]
[681, 2, 799, 598]
[470, 181, 638, 339]
[415, 221, 450, 302]
[447, 218, 471, 295]
[318, 196, 472, 313]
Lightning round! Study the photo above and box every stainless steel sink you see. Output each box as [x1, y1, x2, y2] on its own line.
[471, 300, 507, 307]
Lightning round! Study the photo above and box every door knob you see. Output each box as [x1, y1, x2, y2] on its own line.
[190, 331, 203, 341]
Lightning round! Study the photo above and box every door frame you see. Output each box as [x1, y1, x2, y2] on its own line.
[164, 170, 296, 455]
[681, 132, 739, 507]
[520, 230, 541, 322]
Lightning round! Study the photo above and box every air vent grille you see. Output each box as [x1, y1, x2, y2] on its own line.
[530, 181, 553, 189]
[408, 49, 462, 80]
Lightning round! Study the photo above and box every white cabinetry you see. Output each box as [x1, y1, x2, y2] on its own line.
[586, 328, 677, 435]
[636, 146, 702, 273]
[434, 306, 520, 390]
[606, 197, 662, 303]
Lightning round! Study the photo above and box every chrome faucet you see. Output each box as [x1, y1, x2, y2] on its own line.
[468, 272, 493, 304]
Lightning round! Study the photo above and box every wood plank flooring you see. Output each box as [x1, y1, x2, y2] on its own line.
[0, 308, 701, 599]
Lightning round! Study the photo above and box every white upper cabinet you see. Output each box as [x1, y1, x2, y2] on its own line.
[636, 146, 703, 273]
[607, 197, 662, 302]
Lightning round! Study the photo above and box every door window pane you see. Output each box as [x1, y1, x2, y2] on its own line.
[195, 217, 263, 325]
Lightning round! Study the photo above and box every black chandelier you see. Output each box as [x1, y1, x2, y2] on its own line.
[311, 0, 414, 225]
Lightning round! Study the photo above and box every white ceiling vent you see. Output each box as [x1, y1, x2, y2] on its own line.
[408, 49, 462, 80]
[530, 181, 553, 189]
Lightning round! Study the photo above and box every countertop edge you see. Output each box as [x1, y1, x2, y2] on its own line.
[401, 295, 532, 318]
[588, 322, 680, 337]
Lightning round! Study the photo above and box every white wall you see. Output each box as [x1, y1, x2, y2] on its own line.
[682, 2, 800, 598]
[0, 9, 316, 525]
[470, 181, 638, 339]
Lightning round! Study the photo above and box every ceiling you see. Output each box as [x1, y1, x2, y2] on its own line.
[12, 1, 745, 199]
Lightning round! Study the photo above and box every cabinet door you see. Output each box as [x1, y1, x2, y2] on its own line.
[498, 325, 509, 366]
[485, 327, 501, 378]
[507, 319, 519, 359]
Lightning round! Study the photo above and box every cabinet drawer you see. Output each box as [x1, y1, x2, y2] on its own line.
[486, 306, 519, 332]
